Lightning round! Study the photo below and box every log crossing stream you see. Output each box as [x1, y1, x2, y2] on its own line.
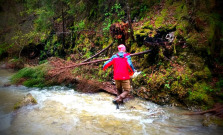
[0, 69, 223, 135]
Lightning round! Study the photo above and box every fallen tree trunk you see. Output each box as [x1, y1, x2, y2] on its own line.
[183, 103, 223, 119]
[50, 49, 151, 71]
[46, 49, 151, 94]
[82, 42, 114, 62]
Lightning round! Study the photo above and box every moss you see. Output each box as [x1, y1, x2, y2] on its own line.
[146, 70, 167, 92]
[13, 101, 22, 110]
[134, 28, 151, 37]
[186, 55, 205, 71]
[142, 21, 153, 29]
[130, 42, 138, 52]
[216, 79, 223, 90]
[173, 2, 184, 17]
[195, 11, 223, 56]
[193, 66, 212, 80]
[185, 32, 198, 48]
[172, 1, 192, 39]
[187, 82, 214, 106]
[154, 8, 168, 28]
[205, 13, 221, 55]
[170, 81, 186, 98]
[158, 48, 165, 58]
[176, 20, 190, 37]
[13, 93, 37, 110]
[168, 66, 194, 98]
[166, 0, 174, 6]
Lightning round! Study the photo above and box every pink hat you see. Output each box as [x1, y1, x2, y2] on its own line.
[118, 44, 126, 52]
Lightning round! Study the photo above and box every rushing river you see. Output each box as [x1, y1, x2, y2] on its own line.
[0, 69, 223, 135]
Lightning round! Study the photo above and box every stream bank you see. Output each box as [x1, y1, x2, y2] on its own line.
[1, 69, 223, 135]
[1, 0, 223, 123]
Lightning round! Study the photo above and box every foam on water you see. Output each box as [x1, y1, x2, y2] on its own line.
[1, 69, 223, 135]
[28, 87, 164, 123]
[14, 86, 165, 135]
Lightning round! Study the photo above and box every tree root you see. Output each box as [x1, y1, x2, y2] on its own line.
[183, 103, 223, 119]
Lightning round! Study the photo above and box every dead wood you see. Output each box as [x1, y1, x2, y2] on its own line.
[82, 42, 114, 62]
[47, 57, 77, 84]
[48, 49, 152, 78]
[46, 58, 117, 94]
[46, 49, 151, 94]
[76, 79, 117, 95]
[110, 22, 129, 41]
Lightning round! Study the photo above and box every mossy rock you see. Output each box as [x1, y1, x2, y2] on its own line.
[134, 29, 151, 37]
[14, 93, 37, 110]
[187, 82, 214, 107]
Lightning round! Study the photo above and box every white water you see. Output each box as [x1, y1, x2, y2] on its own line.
[0, 69, 223, 135]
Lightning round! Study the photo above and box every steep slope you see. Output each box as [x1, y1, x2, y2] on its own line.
[1, 0, 223, 109]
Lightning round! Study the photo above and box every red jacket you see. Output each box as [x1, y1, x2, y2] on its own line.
[103, 52, 134, 80]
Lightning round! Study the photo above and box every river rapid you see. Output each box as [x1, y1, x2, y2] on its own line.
[0, 69, 222, 135]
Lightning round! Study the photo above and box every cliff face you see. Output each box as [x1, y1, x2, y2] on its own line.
[1, 0, 223, 109]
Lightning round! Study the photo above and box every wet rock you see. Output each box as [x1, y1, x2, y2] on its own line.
[202, 114, 223, 127]
[169, 98, 185, 108]
[14, 93, 37, 110]
[157, 92, 170, 105]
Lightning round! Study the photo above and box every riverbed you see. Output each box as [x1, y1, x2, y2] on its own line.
[0, 69, 222, 135]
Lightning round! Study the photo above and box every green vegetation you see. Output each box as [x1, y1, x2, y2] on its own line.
[11, 63, 49, 88]
[0, 0, 222, 110]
